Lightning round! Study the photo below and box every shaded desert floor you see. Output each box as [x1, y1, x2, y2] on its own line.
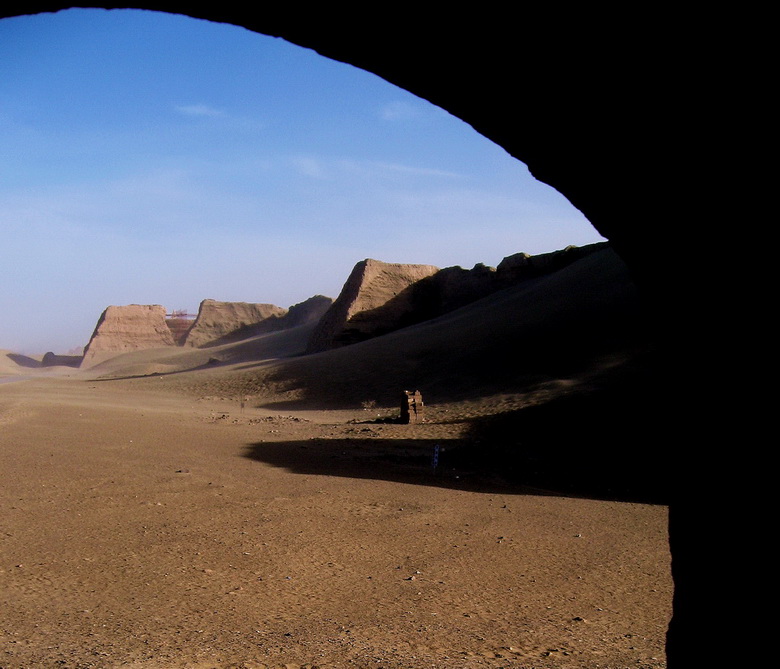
[1, 373, 671, 669]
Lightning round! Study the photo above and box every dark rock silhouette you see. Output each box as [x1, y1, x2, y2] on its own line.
[41, 352, 82, 368]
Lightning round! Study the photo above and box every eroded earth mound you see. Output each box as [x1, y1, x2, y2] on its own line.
[307, 259, 440, 352]
[183, 299, 288, 348]
[307, 244, 607, 353]
[81, 304, 175, 367]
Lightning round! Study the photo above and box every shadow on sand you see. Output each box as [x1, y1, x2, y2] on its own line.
[245, 348, 670, 505]
[244, 380, 671, 505]
[243, 435, 511, 494]
[5, 352, 42, 368]
[90, 357, 228, 381]
[243, 433, 669, 504]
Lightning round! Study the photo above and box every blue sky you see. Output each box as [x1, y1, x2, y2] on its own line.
[0, 8, 604, 354]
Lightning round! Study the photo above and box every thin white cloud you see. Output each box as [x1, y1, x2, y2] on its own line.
[290, 156, 326, 179]
[175, 103, 225, 117]
[379, 101, 419, 121]
[329, 158, 462, 181]
[372, 161, 462, 179]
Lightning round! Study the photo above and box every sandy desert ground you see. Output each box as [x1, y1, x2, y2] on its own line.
[1, 370, 670, 669]
[1, 249, 672, 667]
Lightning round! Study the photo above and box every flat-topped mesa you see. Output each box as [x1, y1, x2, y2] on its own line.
[182, 299, 288, 348]
[306, 258, 439, 353]
[81, 304, 176, 367]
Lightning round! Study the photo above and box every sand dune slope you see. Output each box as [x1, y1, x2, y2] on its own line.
[83, 322, 318, 381]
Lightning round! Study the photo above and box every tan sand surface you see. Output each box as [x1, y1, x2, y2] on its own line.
[1, 375, 670, 669]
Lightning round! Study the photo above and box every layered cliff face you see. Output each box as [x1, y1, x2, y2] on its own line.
[77, 295, 334, 366]
[306, 259, 440, 352]
[183, 300, 288, 348]
[81, 305, 175, 367]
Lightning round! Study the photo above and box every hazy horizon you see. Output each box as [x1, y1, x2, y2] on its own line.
[1, 8, 604, 355]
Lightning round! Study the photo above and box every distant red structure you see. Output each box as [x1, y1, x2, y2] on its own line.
[165, 310, 196, 345]
[167, 309, 196, 320]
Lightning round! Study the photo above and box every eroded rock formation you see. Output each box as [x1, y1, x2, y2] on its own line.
[81, 304, 175, 367]
[306, 259, 439, 352]
[183, 295, 334, 347]
[282, 295, 333, 328]
[308, 245, 607, 352]
[183, 300, 287, 348]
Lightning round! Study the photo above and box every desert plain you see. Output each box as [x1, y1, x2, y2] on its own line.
[1, 247, 672, 668]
